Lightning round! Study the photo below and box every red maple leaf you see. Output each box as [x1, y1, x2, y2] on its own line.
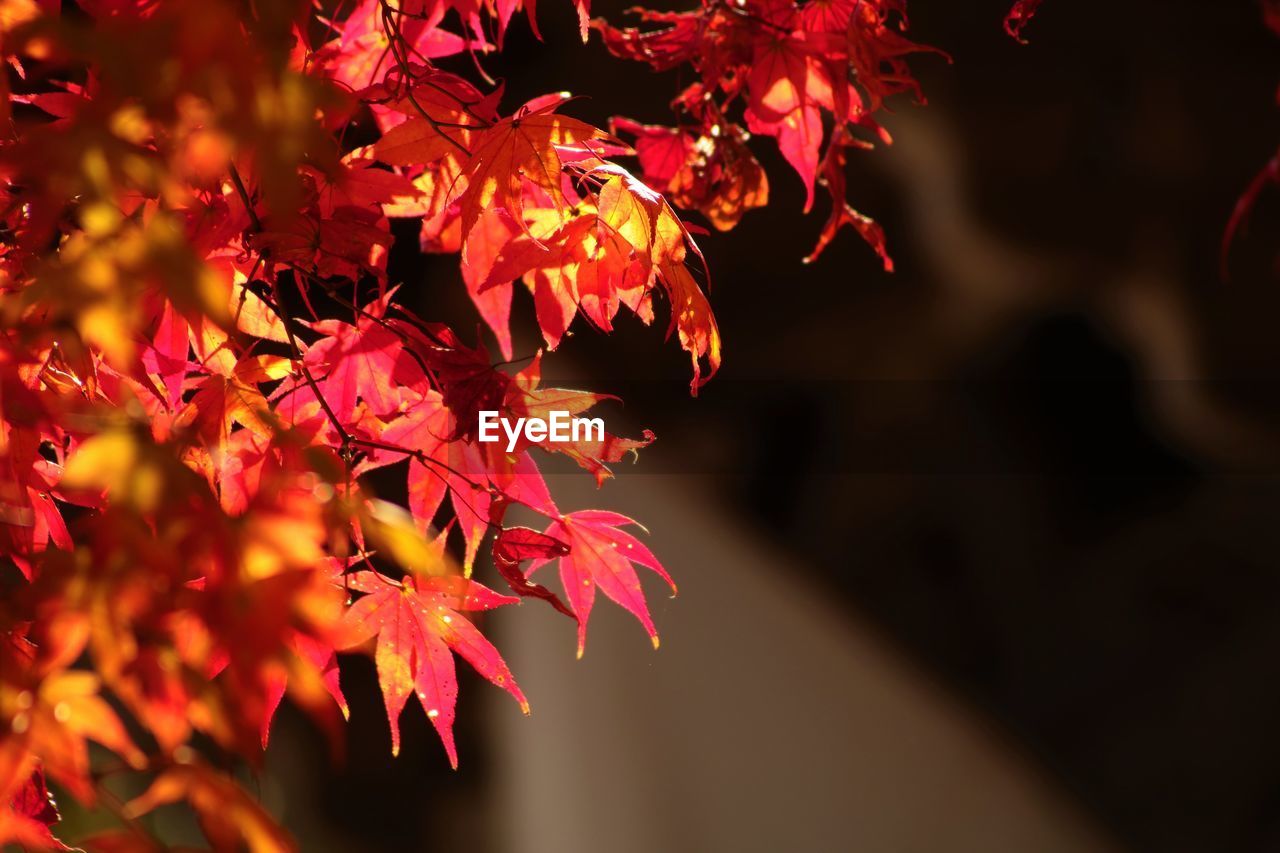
[337, 569, 528, 765]
[492, 525, 575, 616]
[529, 510, 675, 657]
[1004, 0, 1044, 44]
[3, 767, 70, 851]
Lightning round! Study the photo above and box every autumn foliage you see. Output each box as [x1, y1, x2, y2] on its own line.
[0, 0, 1001, 848]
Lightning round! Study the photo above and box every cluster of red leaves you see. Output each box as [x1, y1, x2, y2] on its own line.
[592, 0, 1054, 260]
[593, 0, 954, 267]
[0, 0, 1049, 846]
[0, 0, 699, 848]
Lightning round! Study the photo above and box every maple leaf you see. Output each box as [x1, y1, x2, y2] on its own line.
[375, 392, 452, 525]
[460, 206, 521, 359]
[657, 255, 720, 393]
[1005, 0, 1044, 44]
[250, 211, 393, 283]
[177, 355, 287, 451]
[846, 1, 949, 111]
[1, 661, 146, 803]
[590, 164, 722, 390]
[124, 763, 295, 853]
[450, 441, 558, 570]
[804, 129, 893, 268]
[396, 322, 510, 442]
[141, 299, 191, 411]
[744, 29, 833, 209]
[529, 510, 674, 656]
[615, 118, 769, 231]
[371, 380, 559, 571]
[1, 766, 70, 852]
[302, 290, 427, 423]
[205, 255, 290, 345]
[259, 632, 348, 748]
[337, 569, 528, 765]
[592, 8, 705, 72]
[611, 117, 694, 189]
[472, 206, 601, 349]
[745, 102, 823, 212]
[372, 79, 486, 167]
[492, 525, 575, 616]
[9, 767, 59, 831]
[0, 427, 71, 579]
[314, 152, 426, 218]
[454, 99, 609, 238]
[314, 0, 482, 91]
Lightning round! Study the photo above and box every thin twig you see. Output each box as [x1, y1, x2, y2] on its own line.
[349, 436, 483, 490]
[228, 165, 352, 451]
[378, 0, 476, 158]
[228, 164, 263, 233]
[270, 275, 353, 450]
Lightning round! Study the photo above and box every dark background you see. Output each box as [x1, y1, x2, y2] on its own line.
[276, 2, 1280, 851]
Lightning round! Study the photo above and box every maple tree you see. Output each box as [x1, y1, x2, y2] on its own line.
[0, 0, 1043, 848]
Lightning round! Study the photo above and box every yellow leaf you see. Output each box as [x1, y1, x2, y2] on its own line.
[362, 499, 450, 577]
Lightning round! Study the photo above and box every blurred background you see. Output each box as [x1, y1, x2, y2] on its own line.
[259, 1, 1280, 850]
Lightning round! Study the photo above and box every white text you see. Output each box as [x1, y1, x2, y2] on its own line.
[477, 410, 604, 452]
